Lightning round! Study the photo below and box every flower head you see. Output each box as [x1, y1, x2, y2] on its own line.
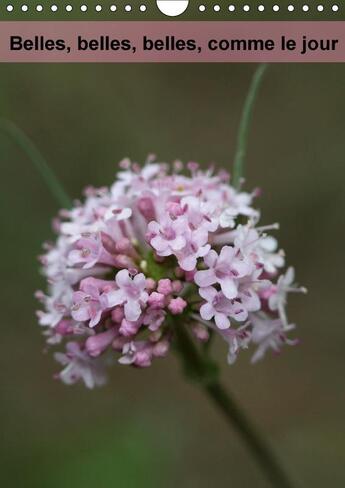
[37, 159, 305, 387]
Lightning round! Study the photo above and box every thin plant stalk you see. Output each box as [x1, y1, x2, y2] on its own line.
[174, 322, 295, 488]
[0, 118, 72, 209]
[232, 64, 268, 189]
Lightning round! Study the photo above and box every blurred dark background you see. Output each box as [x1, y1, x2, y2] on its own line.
[0, 64, 344, 487]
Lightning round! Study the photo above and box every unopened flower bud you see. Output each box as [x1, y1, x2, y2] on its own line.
[168, 297, 187, 315]
[148, 292, 165, 309]
[85, 328, 117, 357]
[157, 278, 173, 295]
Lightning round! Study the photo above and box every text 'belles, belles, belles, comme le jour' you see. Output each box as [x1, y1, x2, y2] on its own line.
[9, 35, 339, 56]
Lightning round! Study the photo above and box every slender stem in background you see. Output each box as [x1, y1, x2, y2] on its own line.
[174, 322, 295, 488]
[232, 64, 268, 189]
[0, 118, 72, 209]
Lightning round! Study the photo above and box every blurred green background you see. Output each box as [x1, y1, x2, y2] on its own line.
[0, 64, 344, 487]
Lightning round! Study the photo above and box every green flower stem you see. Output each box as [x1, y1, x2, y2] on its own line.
[0, 118, 72, 209]
[174, 322, 295, 488]
[232, 64, 268, 189]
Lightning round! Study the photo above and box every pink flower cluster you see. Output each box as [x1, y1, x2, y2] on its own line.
[36, 159, 306, 388]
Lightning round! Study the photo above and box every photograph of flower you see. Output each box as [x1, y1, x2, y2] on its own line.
[1, 63, 344, 488]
